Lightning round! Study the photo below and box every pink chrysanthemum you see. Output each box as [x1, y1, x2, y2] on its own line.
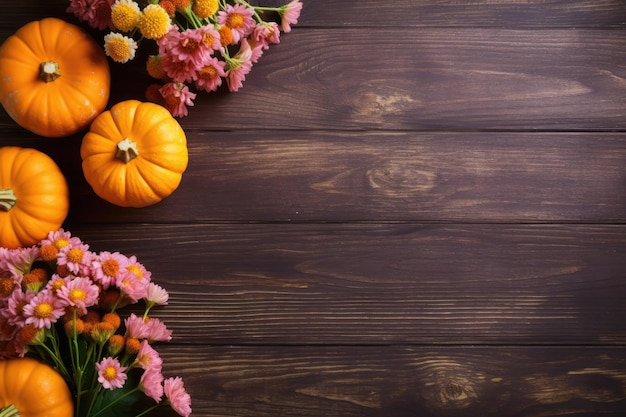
[135, 339, 164, 371]
[96, 357, 128, 390]
[164, 27, 216, 67]
[116, 270, 149, 303]
[57, 277, 100, 315]
[280, 0, 303, 33]
[145, 282, 170, 306]
[217, 3, 255, 43]
[67, 0, 115, 31]
[141, 367, 165, 402]
[125, 255, 152, 282]
[1, 289, 34, 327]
[253, 22, 281, 50]
[159, 82, 196, 117]
[22, 290, 65, 329]
[124, 314, 172, 342]
[92, 251, 130, 289]
[164, 377, 192, 417]
[57, 243, 93, 276]
[1, 246, 39, 280]
[225, 38, 253, 92]
[192, 57, 226, 93]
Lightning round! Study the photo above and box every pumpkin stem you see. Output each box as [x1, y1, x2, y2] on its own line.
[0, 404, 20, 417]
[39, 61, 61, 83]
[0, 188, 17, 212]
[116, 138, 139, 163]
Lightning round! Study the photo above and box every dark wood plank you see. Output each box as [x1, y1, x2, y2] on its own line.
[292, 0, 626, 28]
[51, 27, 624, 132]
[67, 223, 626, 345]
[2, 0, 625, 33]
[157, 345, 626, 417]
[4, 132, 622, 224]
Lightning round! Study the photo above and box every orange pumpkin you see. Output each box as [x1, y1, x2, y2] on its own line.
[80, 100, 189, 208]
[0, 357, 73, 417]
[0, 147, 69, 249]
[0, 17, 110, 137]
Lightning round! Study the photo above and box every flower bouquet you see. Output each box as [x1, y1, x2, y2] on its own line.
[0, 229, 191, 417]
[66, 0, 303, 117]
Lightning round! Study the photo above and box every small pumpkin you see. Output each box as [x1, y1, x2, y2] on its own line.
[0, 17, 110, 137]
[0, 146, 69, 249]
[80, 100, 189, 208]
[0, 357, 73, 417]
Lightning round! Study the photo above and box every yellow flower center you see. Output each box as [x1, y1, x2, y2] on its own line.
[34, 302, 54, 318]
[102, 259, 120, 277]
[67, 248, 84, 264]
[126, 265, 143, 279]
[69, 288, 87, 302]
[112, 2, 141, 32]
[102, 366, 118, 381]
[105, 34, 136, 63]
[199, 65, 218, 79]
[138, 4, 171, 40]
[226, 13, 245, 29]
[193, 0, 219, 19]
[54, 238, 70, 250]
[202, 32, 216, 47]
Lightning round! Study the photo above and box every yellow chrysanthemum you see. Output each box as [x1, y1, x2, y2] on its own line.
[192, 0, 219, 19]
[111, 0, 141, 32]
[104, 32, 138, 63]
[138, 4, 171, 40]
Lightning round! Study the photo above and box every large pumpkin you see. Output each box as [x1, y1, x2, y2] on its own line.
[0, 357, 73, 417]
[0, 147, 69, 249]
[0, 17, 110, 137]
[80, 100, 189, 208]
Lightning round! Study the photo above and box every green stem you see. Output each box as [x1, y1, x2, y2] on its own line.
[0, 405, 20, 417]
[0, 189, 16, 211]
[134, 404, 161, 417]
[89, 387, 141, 417]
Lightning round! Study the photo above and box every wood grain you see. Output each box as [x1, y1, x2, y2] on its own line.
[0, 1, 625, 416]
[158, 345, 626, 417]
[66, 223, 626, 345]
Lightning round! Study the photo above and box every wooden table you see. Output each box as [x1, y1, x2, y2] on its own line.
[2, 1, 626, 416]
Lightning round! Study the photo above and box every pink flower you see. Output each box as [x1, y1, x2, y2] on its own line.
[280, 0, 303, 33]
[217, 3, 255, 43]
[192, 57, 226, 93]
[140, 367, 164, 402]
[96, 357, 128, 390]
[253, 22, 281, 50]
[22, 290, 65, 329]
[57, 243, 93, 276]
[125, 255, 152, 282]
[116, 270, 149, 303]
[159, 82, 196, 117]
[56, 277, 100, 315]
[165, 27, 218, 67]
[0, 246, 39, 280]
[225, 39, 253, 92]
[135, 339, 163, 371]
[125, 314, 172, 342]
[67, 0, 115, 31]
[92, 251, 130, 289]
[40, 229, 82, 252]
[145, 317, 172, 342]
[145, 282, 169, 306]
[1, 290, 35, 327]
[164, 377, 192, 417]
